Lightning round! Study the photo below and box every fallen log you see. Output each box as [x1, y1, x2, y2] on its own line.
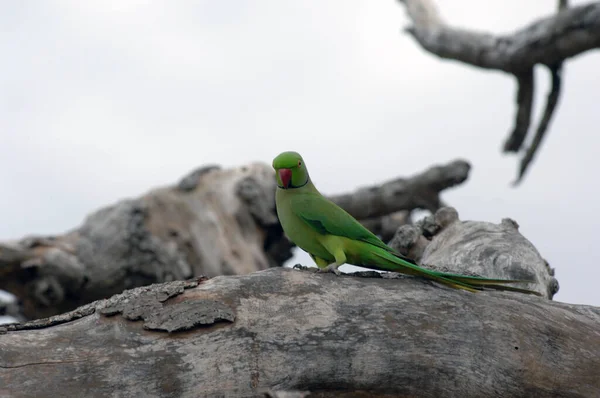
[1, 267, 598, 397]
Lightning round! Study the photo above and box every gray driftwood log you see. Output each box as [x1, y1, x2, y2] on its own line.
[0, 159, 470, 320]
[0, 267, 598, 398]
[397, 0, 600, 183]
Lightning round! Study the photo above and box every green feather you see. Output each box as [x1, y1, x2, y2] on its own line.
[290, 195, 393, 253]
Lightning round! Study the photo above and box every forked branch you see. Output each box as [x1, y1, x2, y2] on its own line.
[398, 0, 600, 183]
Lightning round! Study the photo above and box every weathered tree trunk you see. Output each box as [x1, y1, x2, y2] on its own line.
[0, 267, 598, 398]
[0, 159, 470, 320]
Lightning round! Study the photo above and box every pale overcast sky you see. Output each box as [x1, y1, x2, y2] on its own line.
[2, 1, 599, 306]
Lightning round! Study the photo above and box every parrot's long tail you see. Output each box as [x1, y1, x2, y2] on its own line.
[368, 248, 541, 296]
[431, 272, 543, 296]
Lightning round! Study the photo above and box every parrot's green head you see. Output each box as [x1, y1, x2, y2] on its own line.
[272, 151, 309, 189]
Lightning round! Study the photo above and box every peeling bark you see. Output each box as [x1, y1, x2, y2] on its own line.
[0, 268, 598, 397]
[0, 159, 468, 320]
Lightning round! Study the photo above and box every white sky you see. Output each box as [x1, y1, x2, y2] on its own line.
[2, 1, 599, 306]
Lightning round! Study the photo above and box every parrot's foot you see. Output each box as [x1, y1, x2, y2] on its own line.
[317, 263, 342, 275]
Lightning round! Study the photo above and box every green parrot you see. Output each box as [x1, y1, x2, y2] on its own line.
[272, 151, 540, 295]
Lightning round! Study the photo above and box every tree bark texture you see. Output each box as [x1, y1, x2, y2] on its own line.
[0, 159, 470, 320]
[388, 207, 559, 299]
[0, 267, 597, 398]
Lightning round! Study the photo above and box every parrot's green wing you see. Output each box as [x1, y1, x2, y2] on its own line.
[290, 194, 400, 254]
[290, 193, 542, 296]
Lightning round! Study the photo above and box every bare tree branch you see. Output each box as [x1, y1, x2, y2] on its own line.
[512, 1, 569, 183]
[399, 0, 600, 72]
[397, 0, 600, 183]
[0, 267, 595, 397]
[504, 70, 535, 153]
[512, 0, 570, 183]
[330, 159, 470, 217]
[515, 63, 564, 184]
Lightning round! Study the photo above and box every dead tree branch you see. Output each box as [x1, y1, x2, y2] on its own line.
[397, 0, 600, 183]
[516, 63, 564, 183]
[0, 267, 596, 397]
[330, 159, 470, 216]
[389, 207, 559, 298]
[505, 70, 535, 153]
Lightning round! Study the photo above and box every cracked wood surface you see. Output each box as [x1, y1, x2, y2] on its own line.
[0, 267, 599, 397]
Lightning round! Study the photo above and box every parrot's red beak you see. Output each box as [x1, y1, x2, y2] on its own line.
[278, 168, 292, 188]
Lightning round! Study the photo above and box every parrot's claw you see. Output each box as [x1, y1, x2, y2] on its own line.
[317, 263, 342, 275]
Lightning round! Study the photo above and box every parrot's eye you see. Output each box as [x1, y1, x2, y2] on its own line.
[298, 161, 302, 167]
